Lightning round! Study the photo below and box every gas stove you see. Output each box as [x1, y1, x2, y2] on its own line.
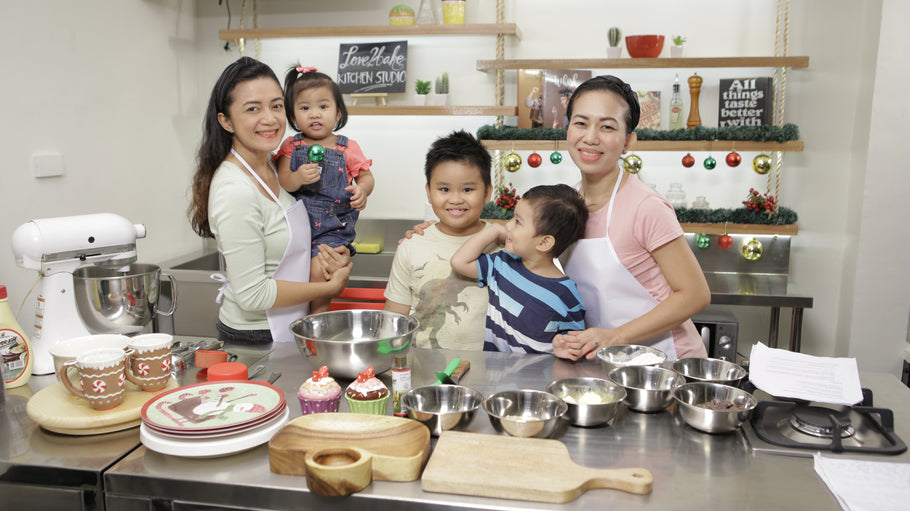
[742, 389, 907, 457]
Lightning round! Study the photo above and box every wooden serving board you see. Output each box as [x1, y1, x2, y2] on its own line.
[421, 431, 653, 503]
[26, 379, 178, 435]
[269, 413, 430, 481]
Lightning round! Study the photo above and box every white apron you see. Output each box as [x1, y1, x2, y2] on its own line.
[219, 149, 311, 343]
[562, 173, 678, 359]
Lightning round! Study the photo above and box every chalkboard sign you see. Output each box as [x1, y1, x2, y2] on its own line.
[717, 77, 773, 127]
[337, 40, 408, 94]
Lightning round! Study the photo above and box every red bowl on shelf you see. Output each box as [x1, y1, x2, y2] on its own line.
[625, 35, 665, 58]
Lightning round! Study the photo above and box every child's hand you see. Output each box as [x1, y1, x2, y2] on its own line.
[399, 221, 436, 244]
[486, 222, 508, 246]
[294, 163, 322, 185]
[346, 183, 368, 211]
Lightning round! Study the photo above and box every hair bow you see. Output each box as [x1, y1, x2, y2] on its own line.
[296, 65, 317, 75]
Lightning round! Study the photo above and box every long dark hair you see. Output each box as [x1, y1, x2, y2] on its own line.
[188, 57, 281, 238]
[565, 75, 640, 134]
[282, 66, 348, 133]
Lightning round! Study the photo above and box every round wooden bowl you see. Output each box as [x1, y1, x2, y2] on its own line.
[304, 447, 372, 496]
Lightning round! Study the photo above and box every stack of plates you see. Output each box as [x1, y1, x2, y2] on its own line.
[140, 380, 288, 457]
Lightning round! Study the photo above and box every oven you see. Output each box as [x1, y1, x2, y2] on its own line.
[691, 310, 738, 361]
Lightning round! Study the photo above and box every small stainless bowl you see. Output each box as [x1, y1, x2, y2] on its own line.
[483, 389, 567, 438]
[671, 358, 747, 386]
[596, 345, 668, 375]
[674, 382, 758, 434]
[402, 384, 483, 436]
[609, 366, 683, 413]
[546, 377, 626, 427]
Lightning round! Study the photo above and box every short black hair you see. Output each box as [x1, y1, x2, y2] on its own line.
[521, 184, 589, 257]
[566, 75, 640, 134]
[424, 130, 492, 189]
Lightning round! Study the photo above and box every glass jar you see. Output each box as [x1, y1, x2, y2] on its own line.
[665, 183, 687, 209]
[691, 195, 711, 210]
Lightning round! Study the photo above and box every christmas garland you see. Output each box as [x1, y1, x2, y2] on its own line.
[674, 206, 798, 225]
[476, 124, 800, 143]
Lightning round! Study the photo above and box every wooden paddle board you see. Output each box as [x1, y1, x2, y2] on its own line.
[26, 379, 178, 435]
[421, 431, 653, 503]
[269, 413, 430, 482]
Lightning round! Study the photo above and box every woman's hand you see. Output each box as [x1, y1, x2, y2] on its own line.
[346, 183, 368, 211]
[326, 261, 353, 295]
[317, 244, 351, 279]
[295, 163, 322, 185]
[553, 328, 625, 361]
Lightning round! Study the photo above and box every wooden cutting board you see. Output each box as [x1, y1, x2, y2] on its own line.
[269, 413, 430, 482]
[421, 431, 653, 503]
[26, 379, 178, 435]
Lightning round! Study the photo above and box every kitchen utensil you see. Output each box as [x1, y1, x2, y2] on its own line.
[206, 362, 248, 381]
[58, 348, 135, 410]
[401, 384, 482, 436]
[141, 380, 284, 433]
[126, 333, 174, 392]
[610, 365, 684, 413]
[434, 358, 462, 384]
[674, 382, 757, 434]
[625, 35, 665, 57]
[304, 446, 373, 496]
[421, 431, 653, 503]
[73, 263, 176, 334]
[483, 389, 567, 438]
[546, 377, 627, 427]
[269, 412, 430, 481]
[195, 350, 229, 368]
[48, 334, 131, 381]
[140, 407, 289, 458]
[671, 357, 747, 386]
[596, 344, 668, 375]
[290, 310, 418, 379]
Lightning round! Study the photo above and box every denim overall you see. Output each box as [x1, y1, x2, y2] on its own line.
[289, 134, 358, 255]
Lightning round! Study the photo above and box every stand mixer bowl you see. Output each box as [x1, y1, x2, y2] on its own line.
[73, 263, 176, 334]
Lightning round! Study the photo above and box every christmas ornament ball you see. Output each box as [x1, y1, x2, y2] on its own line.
[622, 154, 643, 174]
[504, 152, 522, 172]
[703, 156, 717, 170]
[308, 144, 326, 163]
[752, 154, 772, 175]
[682, 153, 695, 168]
[718, 234, 734, 250]
[695, 233, 710, 249]
[528, 152, 542, 168]
[726, 151, 742, 167]
[549, 151, 563, 164]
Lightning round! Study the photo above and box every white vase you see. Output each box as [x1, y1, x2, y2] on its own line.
[670, 45, 684, 58]
[434, 93, 448, 106]
[607, 46, 622, 59]
[415, 95, 428, 106]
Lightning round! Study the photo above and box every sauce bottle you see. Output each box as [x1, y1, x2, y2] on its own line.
[391, 353, 411, 417]
[0, 285, 32, 389]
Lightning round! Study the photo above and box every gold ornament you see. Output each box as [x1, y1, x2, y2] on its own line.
[622, 154, 643, 174]
[503, 152, 522, 173]
[752, 154, 772, 175]
[741, 237, 763, 261]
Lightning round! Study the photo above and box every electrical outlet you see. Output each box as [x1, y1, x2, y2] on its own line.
[32, 153, 65, 178]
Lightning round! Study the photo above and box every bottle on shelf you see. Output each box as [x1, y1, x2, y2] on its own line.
[669, 74, 685, 130]
[691, 196, 711, 210]
[665, 183, 687, 209]
[391, 353, 411, 417]
[1, 285, 32, 389]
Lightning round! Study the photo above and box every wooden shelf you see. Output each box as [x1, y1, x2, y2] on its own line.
[350, 105, 517, 116]
[682, 223, 798, 236]
[481, 140, 804, 152]
[477, 56, 809, 71]
[220, 23, 520, 41]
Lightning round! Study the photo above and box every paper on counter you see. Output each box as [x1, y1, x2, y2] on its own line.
[814, 453, 910, 511]
[748, 342, 863, 405]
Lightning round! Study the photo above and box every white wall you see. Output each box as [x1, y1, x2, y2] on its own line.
[2, 1, 906, 375]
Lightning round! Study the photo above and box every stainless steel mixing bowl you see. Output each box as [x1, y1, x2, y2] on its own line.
[546, 377, 627, 427]
[290, 310, 418, 380]
[671, 357, 747, 386]
[73, 263, 176, 334]
[483, 389, 567, 438]
[609, 365, 684, 413]
[674, 382, 757, 434]
[596, 344, 668, 375]
[402, 384, 483, 436]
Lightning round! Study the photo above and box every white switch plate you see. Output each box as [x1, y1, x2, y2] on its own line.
[33, 152, 65, 178]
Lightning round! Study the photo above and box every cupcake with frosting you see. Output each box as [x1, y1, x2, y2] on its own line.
[297, 365, 342, 415]
[344, 367, 389, 415]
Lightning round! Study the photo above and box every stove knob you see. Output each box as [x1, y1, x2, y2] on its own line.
[719, 335, 733, 350]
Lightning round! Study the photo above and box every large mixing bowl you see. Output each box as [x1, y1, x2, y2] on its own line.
[73, 263, 176, 334]
[402, 384, 483, 436]
[290, 310, 418, 380]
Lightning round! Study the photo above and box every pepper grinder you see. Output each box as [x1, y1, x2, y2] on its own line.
[687, 73, 703, 129]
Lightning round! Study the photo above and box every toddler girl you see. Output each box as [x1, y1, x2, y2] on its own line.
[276, 66, 374, 313]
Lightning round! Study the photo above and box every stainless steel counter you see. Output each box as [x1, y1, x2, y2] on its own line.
[94, 341, 910, 511]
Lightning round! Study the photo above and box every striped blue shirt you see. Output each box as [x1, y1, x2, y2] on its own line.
[477, 252, 585, 354]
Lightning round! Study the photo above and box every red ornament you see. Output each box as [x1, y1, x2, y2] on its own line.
[527, 152, 542, 168]
[726, 151, 742, 167]
[718, 234, 734, 250]
[681, 153, 695, 168]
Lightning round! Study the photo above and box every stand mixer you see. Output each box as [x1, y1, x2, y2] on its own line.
[11, 213, 174, 375]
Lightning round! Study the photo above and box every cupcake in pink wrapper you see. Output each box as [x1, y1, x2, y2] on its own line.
[344, 367, 389, 415]
[297, 365, 342, 415]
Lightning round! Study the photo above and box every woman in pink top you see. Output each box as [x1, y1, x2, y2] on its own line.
[554, 75, 710, 361]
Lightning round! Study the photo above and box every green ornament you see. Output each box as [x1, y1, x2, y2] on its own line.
[308, 144, 326, 163]
[703, 156, 717, 170]
[695, 233, 710, 248]
[622, 154, 643, 174]
[549, 151, 563, 164]
[503, 152, 522, 172]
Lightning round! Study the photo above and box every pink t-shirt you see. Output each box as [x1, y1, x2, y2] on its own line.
[276, 136, 372, 181]
[584, 175, 706, 358]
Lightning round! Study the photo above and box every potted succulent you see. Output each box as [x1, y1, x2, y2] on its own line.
[434, 72, 449, 105]
[415, 79, 431, 105]
[607, 27, 622, 58]
[670, 35, 686, 58]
